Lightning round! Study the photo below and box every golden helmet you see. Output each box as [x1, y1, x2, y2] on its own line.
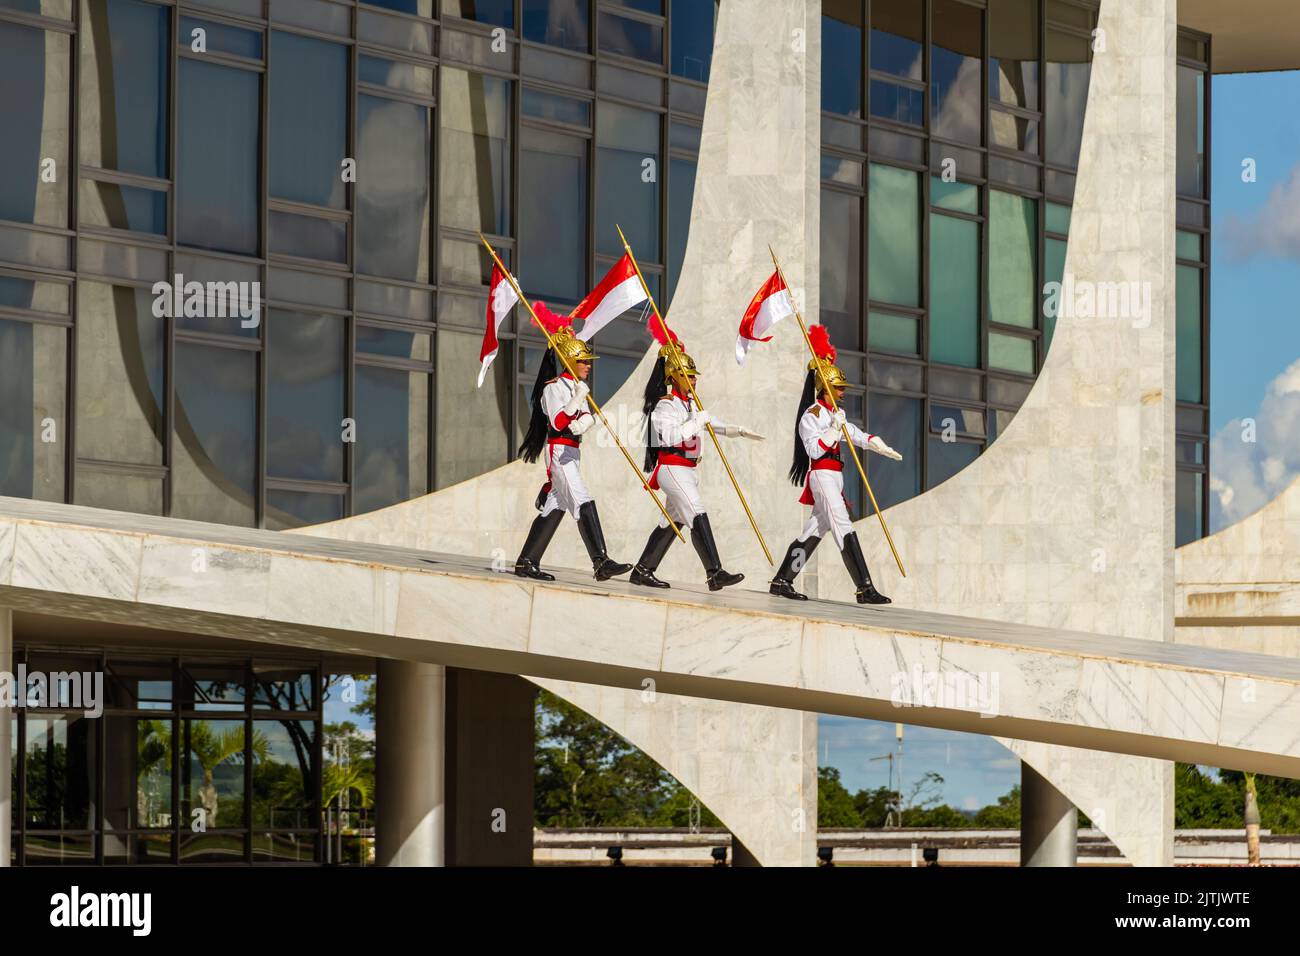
[662, 345, 699, 384]
[552, 328, 596, 366]
[809, 355, 848, 390]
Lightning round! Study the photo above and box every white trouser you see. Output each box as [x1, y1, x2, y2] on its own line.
[656, 464, 706, 527]
[540, 443, 593, 519]
[797, 468, 853, 549]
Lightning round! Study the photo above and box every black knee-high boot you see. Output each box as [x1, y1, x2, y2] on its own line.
[690, 514, 743, 591]
[840, 531, 890, 605]
[514, 510, 565, 580]
[630, 523, 677, 588]
[770, 536, 820, 600]
[576, 501, 633, 581]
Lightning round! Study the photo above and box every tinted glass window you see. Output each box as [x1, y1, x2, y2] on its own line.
[355, 365, 429, 513]
[0, 22, 70, 226]
[357, 94, 430, 281]
[522, 0, 589, 53]
[868, 164, 920, 308]
[270, 32, 348, 209]
[929, 213, 980, 368]
[267, 310, 345, 482]
[439, 70, 512, 237]
[172, 343, 257, 526]
[671, 0, 714, 81]
[931, 0, 982, 144]
[596, 102, 660, 259]
[520, 127, 588, 303]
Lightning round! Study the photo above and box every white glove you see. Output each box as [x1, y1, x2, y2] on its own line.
[831, 408, 847, 428]
[867, 434, 903, 460]
[681, 409, 712, 439]
[738, 426, 765, 441]
[717, 423, 765, 440]
[568, 414, 596, 436]
[562, 381, 590, 416]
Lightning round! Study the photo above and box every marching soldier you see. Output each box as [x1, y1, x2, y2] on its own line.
[629, 335, 764, 591]
[770, 326, 902, 605]
[513, 303, 633, 583]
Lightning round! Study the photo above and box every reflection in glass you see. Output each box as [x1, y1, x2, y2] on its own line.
[0, 22, 70, 227]
[25, 714, 96, 829]
[671, 0, 714, 81]
[597, 103, 660, 259]
[870, 0, 922, 79]
[1176, 66, 1205, 198]
[599, 11, 663, 64]
[822, 0, 862, 117]
[181, 719, 249, 830]
[989, 0, 1038, 110]
[1176, 264, 1202, 403]
[269, 210, 347, 262]
[1045, 28, 1092, 168]
[178, 59, 260, 255]
[668, 156, 696, 305]
[1043, 235, 1067, 354]
[0, 319, 67, 502]
[522, 0, 588, 53]
[927, 437, 980, 489]
[253, 721, 316, 828]
[268, 311, 345, 482]
[929, 214, 980, 368]
[522, 87, 591, 127]
[270, 32, 347, 209]
[820, 189, 861, 350]
[79, 180, 167, 235]
[931, 0, 982, 144]
[172, 344, 257, 526]
[355, 365, 429, 514]
[868, 164, 919, 308]
[357, 94, 430, 281]
[868, 393, 921, 509]
[988, 190, 1037, 329]
[520, 128, 588, 303]
[80, 0, 169, 178]
[443, 0, 512, 27]
[266, 490, 345, 530]
[436, 331, 509, 489]
[440, 70, 512, 236]
[75, 283, 165, 466]
[105, 717, 173, 830]
[1176, 470, 1203, 547]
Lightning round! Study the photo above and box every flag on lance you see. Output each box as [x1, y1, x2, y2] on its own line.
[478, 263, 520, 387]
[736, 270, 796, 365]
[573, 253, 647, 342]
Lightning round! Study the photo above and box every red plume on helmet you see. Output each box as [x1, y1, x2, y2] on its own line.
[650, 318, 680, 350]
[808, 324, 836, 364]
[531, 300, 570, 336]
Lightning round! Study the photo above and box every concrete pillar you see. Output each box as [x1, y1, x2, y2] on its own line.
[1021, 762, 1077, 867]
[0, 609, 9, 867]
[376, 659, 445, 867]
[445, 668, 535, 866]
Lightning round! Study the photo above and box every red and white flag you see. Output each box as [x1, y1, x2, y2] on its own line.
[478, 263, 520, 387]
[574, 253, 647, 342]
[736, 270, 795, 365]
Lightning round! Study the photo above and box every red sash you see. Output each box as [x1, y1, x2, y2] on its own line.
[799, 458, 843, 505]
[649, 452, 696, 491]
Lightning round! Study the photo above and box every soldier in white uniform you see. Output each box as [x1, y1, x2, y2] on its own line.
[770, 327, 902, 605]
[514, 311, 633, 582]
[629, 342, 763, 591]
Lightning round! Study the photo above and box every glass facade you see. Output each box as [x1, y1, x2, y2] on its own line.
[821, 0, 1210, 530]
[0, 0, 714, 528]
[9, 651, 320, 866]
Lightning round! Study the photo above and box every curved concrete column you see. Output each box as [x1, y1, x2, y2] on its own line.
[376, 659, 446, 867]
[1177, 475, 1300, 655]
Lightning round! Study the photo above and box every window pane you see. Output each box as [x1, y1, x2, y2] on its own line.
[1045, 28, 1092, 168]
[989, 0, 1038, 110]
[822, 0, 863, 117]
[179, 16, 263, 58]
[74, 469, 164, 514]
[0, 273, 70, 313]
[79, 179, 167, 235]
[0, 23, 70, 227]
[173, 344, 257, 526]
[868, 393, 921, 509]
[181, 720, 246, 830]
[820, 189, 861, 349]
[520, 127, 588, 303]
[596, 102, 660, 260]
[870, 0, 922, 79]
[25, 714, 97, 830]
[80, 0, 169, 178]
[435, 330, 509, 488]
[0, 319, 66, 502]
[988, 190, 1037, 329]
[522, 87, 591, 126]
[1176, 469, 1204, 547]
[1045, 200, 1071, 234]
[931, 176, 978, 214]
[1176, 66, 1205, 198]
[178, 59, 260, 255]
[359, 54, 434, 95]
[522, 0, 589, 53]
[990, 111, 1039, 154]
[355, 365, 429, 513]
[599, 11, 663, 64]
[1176, 229, 1202, 262]
[269, 210, 347, 263]
[931, 0, 982, 144]
[989, 331, 1034, 374]
[266, 489, 345, 529]
[869, 79, 923, 126]
[868, 164, 919, 308]
[75, 282, 165, 466]
[268, 310, 345, 481]
[442, 0, 512, 28]
[253, 721, 317, 828]
[270, 33, 347, 209]
[593, 353, 638, 406]
[1043, 235, 1066, 354]
[105, 717, 173, 830]
[1176, 263, 1202, 403]
[357, 94, 430, 281]
[929, 213, 979, 367]
[868, 311, 918, 355]
[668, 155, 696, 305]
[671, 0, 715, 81]
[927, 437, 980, 489]
[439, 69, 512, 236]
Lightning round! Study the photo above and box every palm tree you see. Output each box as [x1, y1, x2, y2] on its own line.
[137, 720, 268, 827]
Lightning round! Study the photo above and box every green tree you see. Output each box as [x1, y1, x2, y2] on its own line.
[973, 784, 1020, 828]
[817, 766, 862, 827]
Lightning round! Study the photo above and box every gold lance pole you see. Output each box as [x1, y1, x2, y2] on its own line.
[617, 225, 774, 566]
[768, 244, 906, 578]
[478, 234, 685, 543]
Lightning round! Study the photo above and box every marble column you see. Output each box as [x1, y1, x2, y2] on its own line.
[1021, 762, 1077, 867]
[376, 659, 446, 867]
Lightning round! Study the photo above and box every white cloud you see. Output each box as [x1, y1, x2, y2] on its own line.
[1210, 356, 1300, 531]
[962, 795, 980, 811]
[1222, 163, 1300, 262]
